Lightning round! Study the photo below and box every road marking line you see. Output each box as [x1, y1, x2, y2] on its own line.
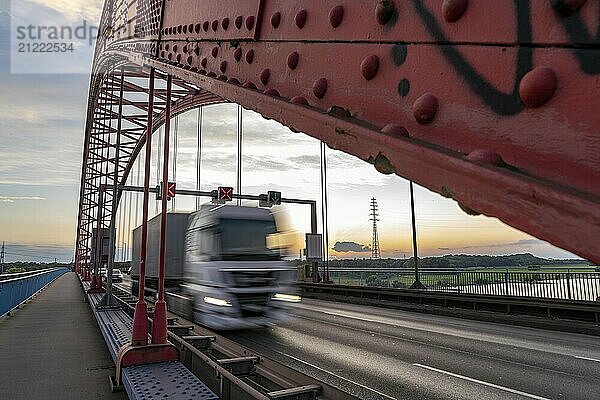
[574, 356, 600, 363]
[413, 363, 551, 400]
[279, 351, 397, 400]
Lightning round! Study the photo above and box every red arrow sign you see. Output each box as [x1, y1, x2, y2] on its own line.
[167, 182, 176, 198]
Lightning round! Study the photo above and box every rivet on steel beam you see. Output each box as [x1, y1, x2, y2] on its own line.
[212, 20, 219, 31]
[212, 46, 218, 58]
[260, 69, 271, 85]
[222, 18, 229, 30]
[246, 16, 256, 30]
[220, 61, 227, 73]
[374, 153, 395, 175]
[264, 88, 280, 97]
[519, 67, 558, 108]
[442, 0, 469, 23]
[313, 78, 328, 99]
[381, 124, 409, 138]
[235, 16, 243, 29]
[467, 149, 504, 166]
[295, 10, 308, 29]
[458, 203, 481, 216]
[550, 0, 587, 17]
[234, 48, 242, 61]
[361, 55, 380, 81]
[376, 1, 396, 25]
[291, 96, 309, 105]
[246, 49, 255, 64]
[329, 5, 344, 28]
[271, 12, 282, 29]
[203, 21, 209, 32]
[201, 58, 208, 68]
[243, 81, 257, 89]
[413, 93, 439, 124]
[287, 52, 299, 70]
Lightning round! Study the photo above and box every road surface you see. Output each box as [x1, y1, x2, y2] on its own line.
[224, 299, 600, 400]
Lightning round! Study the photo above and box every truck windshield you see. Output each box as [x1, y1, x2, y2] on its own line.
[219, 218, 280, 261]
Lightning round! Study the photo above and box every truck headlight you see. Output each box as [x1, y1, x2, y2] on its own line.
[272, 293, 301, 303]
[203, 296, 233, 307]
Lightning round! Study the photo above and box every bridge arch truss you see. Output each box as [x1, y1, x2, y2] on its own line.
[77, 0, 600, 266]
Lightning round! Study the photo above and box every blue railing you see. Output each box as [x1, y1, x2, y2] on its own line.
[0, 268, 70, 318]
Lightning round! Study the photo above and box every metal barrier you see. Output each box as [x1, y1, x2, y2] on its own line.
[0, 268, 70, 318]
[324, 268, 600, 302]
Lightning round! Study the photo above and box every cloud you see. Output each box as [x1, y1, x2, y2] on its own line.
[2, 243, 73, 262]
[332, 241, 371, 253]
[0, 195, 45, 203]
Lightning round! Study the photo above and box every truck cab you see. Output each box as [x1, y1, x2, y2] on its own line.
[182, 205, 298, 330]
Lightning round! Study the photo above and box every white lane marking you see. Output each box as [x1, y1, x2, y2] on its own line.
[413, 364, 551, 400]
[278, 351, 397, 400]
[295, 304, 598, 363]
[574, 356, 600, 363]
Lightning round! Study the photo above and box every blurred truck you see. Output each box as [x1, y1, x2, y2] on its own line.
[131, 205, 299, 330]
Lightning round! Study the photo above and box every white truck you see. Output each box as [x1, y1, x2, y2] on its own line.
[132, 205, 299, 330]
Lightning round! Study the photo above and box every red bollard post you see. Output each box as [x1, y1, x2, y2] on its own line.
[151, 75, 172, 345]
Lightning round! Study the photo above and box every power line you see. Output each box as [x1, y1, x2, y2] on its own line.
[369, 198, 381, 259]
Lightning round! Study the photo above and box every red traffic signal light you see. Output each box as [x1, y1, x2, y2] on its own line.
[218, 186, 234, 202]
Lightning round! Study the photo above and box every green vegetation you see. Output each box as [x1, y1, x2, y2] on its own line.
[324, 253, 590, 271]
[1, 261, 72, 274]
[4, 267, 26, 274]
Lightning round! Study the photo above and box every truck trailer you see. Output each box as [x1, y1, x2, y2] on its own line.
[131, 205, 299, 330]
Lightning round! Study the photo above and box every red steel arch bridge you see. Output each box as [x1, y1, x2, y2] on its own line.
[76, 0, 600, 273]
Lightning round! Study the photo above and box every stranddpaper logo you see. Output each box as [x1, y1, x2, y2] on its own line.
[9, 0, 99, 74]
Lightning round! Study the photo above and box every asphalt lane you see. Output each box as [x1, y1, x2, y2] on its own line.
[223, 299, 600, 400]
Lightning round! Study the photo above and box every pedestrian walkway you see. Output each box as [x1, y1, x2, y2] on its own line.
[0, 272, 127, 400]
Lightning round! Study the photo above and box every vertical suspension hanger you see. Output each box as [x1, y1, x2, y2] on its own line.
[237, 104, 243, 206]
[156, 126, 162, 215]
[196, 107, 203, 211]
[172, 114, 178, 212]
[320, 141, 331, 283]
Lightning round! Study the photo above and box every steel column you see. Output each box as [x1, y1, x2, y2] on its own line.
[152, 74, 173, 345]
[130, 68, 155, 346]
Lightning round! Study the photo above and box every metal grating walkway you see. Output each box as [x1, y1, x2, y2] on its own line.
[84, 282, 218, 400]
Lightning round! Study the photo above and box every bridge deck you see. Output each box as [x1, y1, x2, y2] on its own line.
[0, 272, 127, 400]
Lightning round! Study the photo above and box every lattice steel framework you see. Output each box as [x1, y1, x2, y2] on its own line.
[77, 0, 600, 268]
[369, 198, 381, 260]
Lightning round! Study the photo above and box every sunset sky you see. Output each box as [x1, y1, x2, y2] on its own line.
[0, 0, 578, 262]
